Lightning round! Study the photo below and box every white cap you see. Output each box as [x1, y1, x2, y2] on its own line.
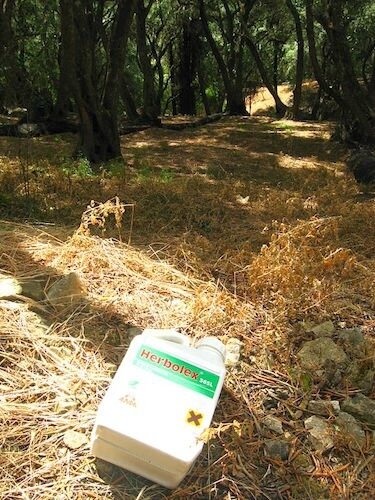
[196, 336, 226, 363]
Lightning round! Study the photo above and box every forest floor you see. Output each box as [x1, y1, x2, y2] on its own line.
[1, 108, 375, 499]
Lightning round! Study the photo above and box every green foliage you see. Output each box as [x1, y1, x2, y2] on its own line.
[62, 156, 93, 180]
[106, 159, 126, 178]
[16, 0, 59, 100]
[159, 168, 175, 183]
[136, 164, 153, 182]
[135, 164, 175, 183]
[299, 372, 313, 392]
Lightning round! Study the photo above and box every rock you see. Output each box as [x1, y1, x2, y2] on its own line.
[47, 272, 85, 307]
[358, 371, 374, 394]
[225, 338, 243, 366]
[341, 394, 375, 426]
[300, 320, 315, 332]
[347, 149, 375, 184]
[338, 328, 364, 347]
[127, 326, 142, 341]
[55, 396, 77, 414]
[335, 412, 366, 450]
[263, 415, 284, 435]
[263, 397, 279, 410]
[346, 361, 374, 394]
[304, 416, 333, 452]
[297, 337, 347, 371]
[0, 299, 24, 310]
[292, 453, 314, 473]
[95, 458, 121, 480]
[21, 280, 45, 301]
[308, 399, 340, 417]
[26, 311, 49, 335]
[264, 439, 289, 460]
[293, 410, 303, 420]
[63, 430, 88, 450]
[275, 389, 290, 400]
[0, 276, 22, 297]
[310, 321, 335, 338]
[331, 369, 343, 386]
[17, 123, 41, 137]
[236, 194, 250, 205]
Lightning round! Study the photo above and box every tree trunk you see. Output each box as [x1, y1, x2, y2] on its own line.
[136, 0, 161, 124]
[272, 40, 285, 115]
[177, 19, 197, 115]
[121, 76, 140, 122]
[320, 0, 375, 143]
[52, 35, 72, 120]
[61, 0, 137, 165]
[246, 36, 287, 116]
[199, 0, 247, 115]
[305, 0, 345, 108]
[168, 43, 178, 115]
[368, 46, 375, 102]
[197, 53, 211, 116]
[286, 0, 304, 118]
[0, 0, 30, 108]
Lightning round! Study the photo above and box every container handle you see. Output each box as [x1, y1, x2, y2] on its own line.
[141, 328, 190, 346]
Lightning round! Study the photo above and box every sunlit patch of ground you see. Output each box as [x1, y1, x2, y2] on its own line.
[249, 81, 319, 116]
[121, 116, 346, 183]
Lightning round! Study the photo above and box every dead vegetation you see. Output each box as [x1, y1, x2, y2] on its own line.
[1, 114, 375, 499]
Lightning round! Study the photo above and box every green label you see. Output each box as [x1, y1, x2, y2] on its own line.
[133, 344, 220, 398]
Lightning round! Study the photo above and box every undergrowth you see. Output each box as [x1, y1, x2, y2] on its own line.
[1, 116, 375, 498]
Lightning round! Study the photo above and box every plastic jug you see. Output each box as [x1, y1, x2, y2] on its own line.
[90, 329, 226, 488]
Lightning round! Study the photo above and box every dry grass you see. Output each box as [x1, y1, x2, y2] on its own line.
[1, 111, 375, 498]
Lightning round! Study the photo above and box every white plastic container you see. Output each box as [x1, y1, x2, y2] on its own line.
[90, 329, 226, 488]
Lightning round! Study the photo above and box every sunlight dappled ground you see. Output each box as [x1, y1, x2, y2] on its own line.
[1, 117, 375, 498]
[248, 81, 319, 116]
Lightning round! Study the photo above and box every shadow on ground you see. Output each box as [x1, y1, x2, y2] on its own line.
[0, 226, 261, 499]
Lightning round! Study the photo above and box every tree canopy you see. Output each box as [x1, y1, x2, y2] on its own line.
[1, 0, 374, 163]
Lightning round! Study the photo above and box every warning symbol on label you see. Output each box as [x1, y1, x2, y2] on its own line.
[186, 409, 203, 427]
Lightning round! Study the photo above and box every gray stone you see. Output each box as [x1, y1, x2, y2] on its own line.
[300, 320, 315, 332]
[55, 396, 77, 414]
[263, 415, 284, 435]
[347, 361, 374, 394]
[347, 149, 375, 184]
[0, 276, 22, 297]
[293, 410, 303, 420]
[338, 328, 364, 347]
[341, 394, 375, 426]
[63, 430, 88, 450]
[332, 369, 343, 386]
[304, 416, 333, 452]
[335, 411, 366, 450]
[308, 399, 340, 417]
[292, 453, 314, 473]
[47, 272, 85, 307]
[21, 280, 45, 301]
[297, 337, 348, 371]
[17, 123, 41, 137]
[225, 338, 243, 367]
[127, 326, 142, 341]
[264, 439, 289, 460]
[311, 321, 335, 338]
[263, 397, 278, 410]
[359, 371, 375, 394]
[275, 389, 290, 400]
[0, 299, 23, 311]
